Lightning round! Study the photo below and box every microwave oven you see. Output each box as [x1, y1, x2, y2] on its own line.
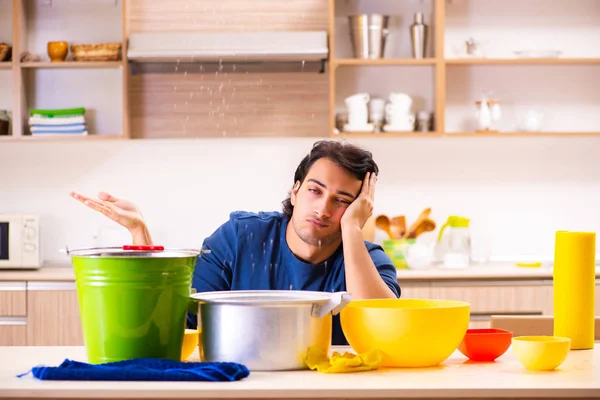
[0, 214, 41, 269]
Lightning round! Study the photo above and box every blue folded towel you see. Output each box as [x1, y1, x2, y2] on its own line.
[18, 358, 250, 382]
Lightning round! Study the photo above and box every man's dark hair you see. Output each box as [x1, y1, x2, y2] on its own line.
[281, 140, 379, 217]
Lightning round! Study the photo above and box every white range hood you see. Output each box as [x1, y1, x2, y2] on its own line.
[127, 31, 329, 64]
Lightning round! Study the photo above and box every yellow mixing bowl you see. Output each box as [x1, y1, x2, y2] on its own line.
[512, 336, 570, 371]
[340, 299, 470, 367]
[181, 329, 199, 361]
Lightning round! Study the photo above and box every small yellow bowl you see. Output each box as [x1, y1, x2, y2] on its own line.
[512, 336, 570, 371]
[181, 329, 199, 361]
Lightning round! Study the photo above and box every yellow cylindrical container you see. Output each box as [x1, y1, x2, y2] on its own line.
[553, 231, 596, 350]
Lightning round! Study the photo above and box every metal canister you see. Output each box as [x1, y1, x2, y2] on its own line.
[348, 14, 390, 59]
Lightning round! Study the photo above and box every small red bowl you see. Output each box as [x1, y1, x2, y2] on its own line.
[458, 328, 513, 361]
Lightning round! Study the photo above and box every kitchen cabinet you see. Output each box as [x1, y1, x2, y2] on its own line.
[399, 278, 557, 328]
[398, 283, 431, 299]
[0, 282, 27, 346]
[596, 282, 600, 316]
[2, 0, 126, 141]
[0, 322, 27, 346]
[2, 0, 599, 142]
[429, 280, 553, 315]
[0, 282, 26, 317]
[26, 282, 84, 346]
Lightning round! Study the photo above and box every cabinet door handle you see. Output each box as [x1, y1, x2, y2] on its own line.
[431, 280, 552, 287]
[27, 282, 77, 291]
[0, 282, 26, 291]
[0, 317, 27, 325]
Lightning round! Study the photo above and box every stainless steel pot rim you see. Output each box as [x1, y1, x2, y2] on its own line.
[66, 246, 201, 258]
[190, 290, 338, 305]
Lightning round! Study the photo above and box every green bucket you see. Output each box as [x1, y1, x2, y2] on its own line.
[69, 245, 199, 364]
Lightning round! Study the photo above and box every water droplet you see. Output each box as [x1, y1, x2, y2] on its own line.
[289, 284, 293, 290]
[183, 71, 187, 77]
[173, 86, 177, 92]
[270, 239, 274, 246]
[250, 232, 254, 240]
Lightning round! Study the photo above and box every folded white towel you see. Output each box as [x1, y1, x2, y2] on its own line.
[31, 125, 87, 133]
[31, 130, 88, 136]
[29, 116, 86, 125]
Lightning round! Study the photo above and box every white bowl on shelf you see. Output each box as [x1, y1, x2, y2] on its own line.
[343, 123, 374, 133]
[513, 50, 562, 59]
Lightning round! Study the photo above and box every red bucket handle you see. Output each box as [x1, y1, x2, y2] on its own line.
[122, 245, 165, 251]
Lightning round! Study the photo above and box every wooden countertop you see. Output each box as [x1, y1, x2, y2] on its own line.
[1, 264, 599, 283]
[0, 345, 598, 399]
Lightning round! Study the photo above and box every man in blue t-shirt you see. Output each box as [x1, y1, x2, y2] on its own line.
[70, 140, 401, 345]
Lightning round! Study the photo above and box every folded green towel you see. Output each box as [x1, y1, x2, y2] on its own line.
[30, 108, 86, 118]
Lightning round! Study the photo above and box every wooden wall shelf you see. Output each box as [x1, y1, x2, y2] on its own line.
[0, 134, 126, 142]
[0, 0, 598, 141]
[2, 0, 127, 140]
[333, 58, 437, 66]
[20, 61, 123, 69]
[445, 58, 600, 65]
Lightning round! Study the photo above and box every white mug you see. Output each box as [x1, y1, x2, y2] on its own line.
[369, 98, 385, 120]
[386, 105, 415, 129]
[347, 108, 369, 127]
[389, 92, 412, 111]
[345, 93, 370, 108]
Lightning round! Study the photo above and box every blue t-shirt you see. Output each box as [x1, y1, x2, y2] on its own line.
[187, 211, 401, 345]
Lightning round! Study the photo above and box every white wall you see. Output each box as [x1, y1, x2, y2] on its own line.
[1, 135, 599, 265]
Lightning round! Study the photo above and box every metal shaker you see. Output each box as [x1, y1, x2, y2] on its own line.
[410, 12, 428, 59]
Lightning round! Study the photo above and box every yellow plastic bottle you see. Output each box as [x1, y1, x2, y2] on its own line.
[553, 231, 596, 350]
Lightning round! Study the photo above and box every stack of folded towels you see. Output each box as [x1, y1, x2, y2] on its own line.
[29, 107, 88, 136]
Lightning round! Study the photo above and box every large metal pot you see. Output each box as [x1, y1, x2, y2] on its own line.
[190, 290, 351, 371]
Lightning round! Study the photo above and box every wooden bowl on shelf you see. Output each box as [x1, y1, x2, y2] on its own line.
[0, 43, 12, 62]
[71, 43, 122, 62]
[47, 41, 69, 62]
